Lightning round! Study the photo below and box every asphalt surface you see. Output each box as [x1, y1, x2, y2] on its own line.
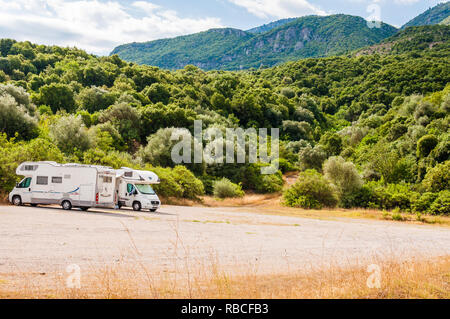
[1, 204, 450, 275]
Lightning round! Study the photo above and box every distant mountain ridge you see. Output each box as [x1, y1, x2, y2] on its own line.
[402, 2, 450, 28]
[111, 14, 397, 70]
[246, 18, 297, 34]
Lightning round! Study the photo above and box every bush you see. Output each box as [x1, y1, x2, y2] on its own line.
[340, 185, 377, 209]
[323, 156, 363, 198]
[241, 163, 284, 193]
[150, 165, 204, 200]
[411, 192, 438, 212]
[422, 161, 449, 192]
[297, 144, 327, 171]
[49, 115, 91, 155]
[365, 182, 418, 210]
[416, 135, 438, 158]
[283, 169, 338, 209]
[213, 178, 244, 198]
[0, 92, 38, 140]
[428, 191, 450, 215]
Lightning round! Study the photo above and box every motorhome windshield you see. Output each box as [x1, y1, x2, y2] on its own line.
[135, 184, 155, 195]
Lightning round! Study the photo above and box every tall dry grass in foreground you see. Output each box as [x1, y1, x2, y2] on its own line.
[1, 256, 449, 299]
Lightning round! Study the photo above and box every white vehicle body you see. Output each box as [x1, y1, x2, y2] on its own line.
[116, 167, 161, 212]
[8, 161, 117, 210]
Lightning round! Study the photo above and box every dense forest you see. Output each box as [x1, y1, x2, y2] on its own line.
[111, 14, 397, 71]
[0, 24, 449, 215]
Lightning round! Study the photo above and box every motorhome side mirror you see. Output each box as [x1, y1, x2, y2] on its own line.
[134, 190, 138, 195]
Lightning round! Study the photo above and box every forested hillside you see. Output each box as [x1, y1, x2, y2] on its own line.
[0, 25, 449, 214]
[402, 2, 450, 28]
[111, 14, 397, 70]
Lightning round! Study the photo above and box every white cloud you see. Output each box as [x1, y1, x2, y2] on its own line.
[227, 0, 327, 19]
[0, 0, 222, 55]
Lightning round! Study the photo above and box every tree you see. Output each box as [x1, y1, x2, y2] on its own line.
[320, 132, 343, 156]
[49, 115, 91, 155]
[76, 86, 116, 113]
[417, 135, 438, 158]
[35, 83, 76, 113]
[323, 156, 363, 197]
[98, 102, 140, 147]
[297, 144, 327, 171]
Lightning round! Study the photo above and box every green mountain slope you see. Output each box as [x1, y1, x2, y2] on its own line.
[246, 18, 297, 34]
[111, 28, 253, 70]
[355, 25, 450, 56]
[402, 2, 450, 28]
[110, 14, 397, 70]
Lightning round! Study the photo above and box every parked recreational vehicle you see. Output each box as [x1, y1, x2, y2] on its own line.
[8, 161, 118, 210]
[116, 167, 161, 212]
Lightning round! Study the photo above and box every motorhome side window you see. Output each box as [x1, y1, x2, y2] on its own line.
[18, 177, 31, 188]
[36, 176, 48, 185]
[102, 176, 112, 183]
[124, 172, 132, 177]
[21, 165, 37, 171]
[52, 177, 62, 184]
[127, 184, 135, 193]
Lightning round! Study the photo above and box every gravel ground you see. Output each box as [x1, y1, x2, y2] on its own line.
[1, 204, 450, 275]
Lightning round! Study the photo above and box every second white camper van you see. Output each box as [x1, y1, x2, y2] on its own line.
[8, 161, 118, 210]
[116, 167, 161, 212]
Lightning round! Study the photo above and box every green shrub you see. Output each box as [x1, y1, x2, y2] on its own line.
[416, 134, 438, 158]
[274, 158, 296, 173]
[365, 181, 419, 210]
[172, 165, 205, 200]
[283, 169, 338, 209]
[428, 190, 450, 215]
[323, 156, 363, 198]
[422, 161, 449, 192]
[411, 192, 438, 212]
[49, 115, 91, 156]
[213, 178, 244, 198]
[242, 163, 284, 193]
[340, 185, 377, 208]
[150, 165, 204, 200]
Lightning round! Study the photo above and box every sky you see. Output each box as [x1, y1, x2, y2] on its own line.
[0, 0, 447, 56]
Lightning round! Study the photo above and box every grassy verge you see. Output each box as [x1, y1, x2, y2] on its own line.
[1, 256, 448, 299]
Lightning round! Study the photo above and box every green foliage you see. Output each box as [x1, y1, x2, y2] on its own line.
[76, 86, 116, 113]
[428, 190, 450, 215]
[323, 156, 363, 198]
[213, 178, 245, 198]
[0, 85, 38, 139]
[34, 83, 76, 113]
[422, 161, 450, 192]
[49, 115, 91, 156]
[412, 192, 438, 212]
[150, 165, 204, 200]
[417, 134, 438, 158]
[283, 169, 338, 209]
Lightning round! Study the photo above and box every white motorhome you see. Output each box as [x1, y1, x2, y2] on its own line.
[8, 161, 118, 210]
[116, 167, 161, 212]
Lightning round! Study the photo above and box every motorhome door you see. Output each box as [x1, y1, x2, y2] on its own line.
[97, 174, 115, 204]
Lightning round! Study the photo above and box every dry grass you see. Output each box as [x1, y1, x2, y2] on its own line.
[1, 256, 449, 299]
